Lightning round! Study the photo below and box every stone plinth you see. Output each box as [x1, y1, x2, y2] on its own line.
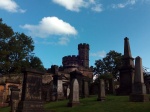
[17, 69, 45, 112]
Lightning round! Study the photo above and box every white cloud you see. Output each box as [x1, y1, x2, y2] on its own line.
[0, 0, 26, 13]
[52, 0, 103, 12]
[21, 16, 77, 38]
[52, 0, 87, 12]
[91, 4, 103, 12]
[112, 0, 137, 9]
[90, 51, 106, 58]
[21, 17, 77, 45]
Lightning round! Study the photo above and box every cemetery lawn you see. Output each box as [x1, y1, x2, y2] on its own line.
[0, 95, 150, 112]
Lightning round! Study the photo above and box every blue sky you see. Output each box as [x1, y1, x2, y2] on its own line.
[0, 0, 150, 71]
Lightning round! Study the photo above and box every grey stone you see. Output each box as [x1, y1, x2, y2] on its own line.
[67, 87, 70, 98]
[17, 69, 45, 112]
[68, 79, 80, 107]
[83, 80, 89, 97]
[97, 79, 106, 101]
[118, 37, 135, 95]
[130, 57, 149, 102]
[10, 88, 20, 112]
[57, 79, 64, 100]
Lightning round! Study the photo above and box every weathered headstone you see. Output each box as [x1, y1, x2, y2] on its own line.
[68, 79, 80, 107]
[82, 78, 89, 98]
[118, 37, 135, 95]
[10, 88, 20, 112]
[17, 69, 45, 112]
[67, 87, 70, 99]
[53, 75, 64, 100]
[130, 56, 149, 102]
[97, 79, 106, 101]
[108, 78, 115, 94]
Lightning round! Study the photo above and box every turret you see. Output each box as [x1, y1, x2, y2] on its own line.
[78, 43, 90, 68]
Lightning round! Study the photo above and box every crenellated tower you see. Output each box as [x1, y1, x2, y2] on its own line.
[78, 43, 90, 68]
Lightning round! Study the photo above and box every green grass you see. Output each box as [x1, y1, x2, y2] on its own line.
[0, 95, 150, 112]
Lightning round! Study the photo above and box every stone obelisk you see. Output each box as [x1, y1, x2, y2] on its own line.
[117, 37, 135, 95]
[130, 56, 149, 102]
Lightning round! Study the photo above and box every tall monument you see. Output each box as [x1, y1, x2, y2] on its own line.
[118, 37, 135, 95]
[130, 56, 149, 102]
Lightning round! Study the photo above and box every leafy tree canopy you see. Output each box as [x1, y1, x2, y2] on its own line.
[0, 19, 45, 74]
[93, 50, 122, 79]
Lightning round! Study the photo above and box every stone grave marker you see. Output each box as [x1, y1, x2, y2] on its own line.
[68, 79, 80, 107]
[97, 79, 106, 101]
[130, 56, 149, 102]
[67, 87, 70, 99]
[108, 78, 115, 94]
[82, 79, 89, 98]
[17, 69, 45, 112]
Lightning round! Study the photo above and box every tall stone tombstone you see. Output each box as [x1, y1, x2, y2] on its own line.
[17, 69, 45, 112]
[108, 78, 115, 94]
[68, 78, 80, 107]
[130, 56, 149, 102]
[82, 77, 89, 98]
[70, 70, 83, 97]
[53, 75, 64, 100]
[10, 88, 20, 112]
[97, 79, 106, 101]
[118, 37, 135, 95]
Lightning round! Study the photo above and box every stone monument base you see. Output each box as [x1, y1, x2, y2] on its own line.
[67, 101, 80, 107]
[17, 101, 45, 112]
[97, 97, 105, 101]
[129, 94, 149, 102]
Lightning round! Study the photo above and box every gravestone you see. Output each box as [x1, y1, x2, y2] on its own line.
[108, 78, 115, 94]
[67, 87, 70, 99]
[10, 88, 20, 112]
[130, 56, 149, 102]
[97, 79, 106, 101]
[53, 75, 64, 100]
[17, 69, 45, 112]
[118, 37, 135, 95]
[68, 79, 80, 107]
[70, 70, 83, 97]
[82, 77, 89, 98]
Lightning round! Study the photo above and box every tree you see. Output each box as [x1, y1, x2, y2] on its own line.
[30, 56, 45, 72]
[93, 50, 122, 79]
[8, 32, 34, 73]
[0, 19, 14, 73]
[0, 19, 45, 74]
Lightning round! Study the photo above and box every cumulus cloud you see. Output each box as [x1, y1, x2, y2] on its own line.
[52, 0, 103, 12]
[112, 0, 137, 9]
[90, 51, 106, 58]
[0, 0, 26, 13]
[21, 16, 77, 38]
